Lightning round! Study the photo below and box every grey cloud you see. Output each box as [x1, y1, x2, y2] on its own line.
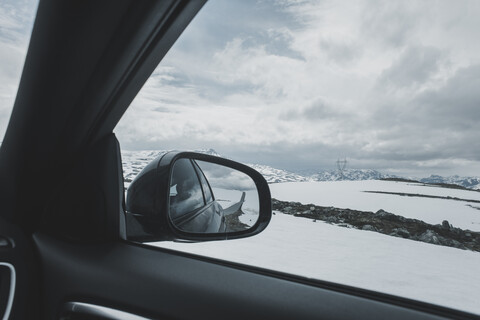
[365, 63, 480, 165]
[219, 140, 469, 177]
[155, 0, 306, 105]
[153, 106, 180, 113]
[171, 0, 302, 55]
[114, 0, 480, 177]
[371, 124, 480, 163]
[320, 39, 362, 64]
[150, 68, 190, 88]
[415, 64, 480, 128]
[0, 0, 37, 43]
[220, 141, 357, 171]
[361, 1, 418, 47]
[280, 99, 349, 121]
[378, 46, 443, 89]
[264, 28, 305, 61]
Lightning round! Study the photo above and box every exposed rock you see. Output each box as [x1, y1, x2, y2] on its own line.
[391, 228, 410, 238]
[325, 216, 339, 224]
[442, 220, 451, 229]
[418, 230, 440, 244]
[375, 209, 390, 216]
[362, 225, 376, 231]
[272, 198, 480, 252]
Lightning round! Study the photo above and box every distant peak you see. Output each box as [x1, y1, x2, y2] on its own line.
[195, 148, 222, 157]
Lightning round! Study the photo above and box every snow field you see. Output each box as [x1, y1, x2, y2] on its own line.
[155, 213, 480, 314]
[212, 187, 259, 227]
[153, 180, 480, 315]
[270, 181, 480, 231]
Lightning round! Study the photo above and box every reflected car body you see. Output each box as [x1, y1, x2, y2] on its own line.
[125, 150, 270, 242]
[169, 158, 252, 233]
[171, 200, 226, 233]
[130, 155, 247, 234]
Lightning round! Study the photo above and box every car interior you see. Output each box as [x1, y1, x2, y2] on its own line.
[0, 0, 478, 319]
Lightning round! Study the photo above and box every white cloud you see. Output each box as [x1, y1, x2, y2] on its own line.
[0, 0, 38, 139]
[4, 0, 478, 177]
[99, 0, 480, 176]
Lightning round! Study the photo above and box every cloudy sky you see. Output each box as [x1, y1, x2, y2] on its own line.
[2, 1, 480, 177]
[0, 0, 37, 139]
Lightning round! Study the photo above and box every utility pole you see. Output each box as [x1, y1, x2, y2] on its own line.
[336, 158, 347, 180]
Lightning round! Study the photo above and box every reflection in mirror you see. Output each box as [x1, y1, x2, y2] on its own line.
[169, 158, 260, 234]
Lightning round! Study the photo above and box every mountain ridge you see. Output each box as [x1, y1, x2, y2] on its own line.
[120, 149, 480, 190]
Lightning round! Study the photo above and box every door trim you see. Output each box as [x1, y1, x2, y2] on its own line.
[62, 302, 151, 320]
[0, 262, 15, 320]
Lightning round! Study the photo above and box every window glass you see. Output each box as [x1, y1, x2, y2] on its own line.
[116, 0, 480, 315]
[193, 160, 213, 203]
[170, 159, 205, 219]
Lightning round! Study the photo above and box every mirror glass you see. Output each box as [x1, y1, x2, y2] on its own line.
[169, 158, 260, 234]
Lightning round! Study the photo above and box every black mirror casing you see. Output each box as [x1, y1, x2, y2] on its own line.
[125, 151, 272, 242]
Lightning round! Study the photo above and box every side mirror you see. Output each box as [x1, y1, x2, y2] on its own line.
[125, 151, 271, 242]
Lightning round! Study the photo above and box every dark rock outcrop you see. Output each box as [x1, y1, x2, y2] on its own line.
[272, 198, 480, 252]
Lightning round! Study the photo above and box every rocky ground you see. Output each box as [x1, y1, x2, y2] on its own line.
[225, 210, 250, 232]
[272, 198, 480, 252]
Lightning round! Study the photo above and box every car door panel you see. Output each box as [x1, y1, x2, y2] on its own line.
[33, 232, 465, 320]
[0, 217, 40, 320]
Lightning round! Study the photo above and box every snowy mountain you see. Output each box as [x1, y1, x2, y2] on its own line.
[255, 167, 480, 190]
[122, 150, 168, 184]
[121, 149, 307, 185]
[309, 169, 395, 182]
[236, 165, 396, 184]
[195, 148, 222, 157]
[121, 149, 221, 185]
[420, 175, 480, 190]
[121, 149, 479, 190]
[247, 164, 310, 183]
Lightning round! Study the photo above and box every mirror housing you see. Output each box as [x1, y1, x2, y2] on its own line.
[125, 151, 272, 242]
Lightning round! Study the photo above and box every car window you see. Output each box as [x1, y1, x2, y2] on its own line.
[193, 160, 214, 203]
[114, 0, 480, 316]
[170, 159, 205, 219]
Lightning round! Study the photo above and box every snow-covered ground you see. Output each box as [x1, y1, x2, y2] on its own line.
[270, 181, 480, 231]
[121, 151, 480, 314]
[152, 180, 480, 315]
[213, 188, 259, 226]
